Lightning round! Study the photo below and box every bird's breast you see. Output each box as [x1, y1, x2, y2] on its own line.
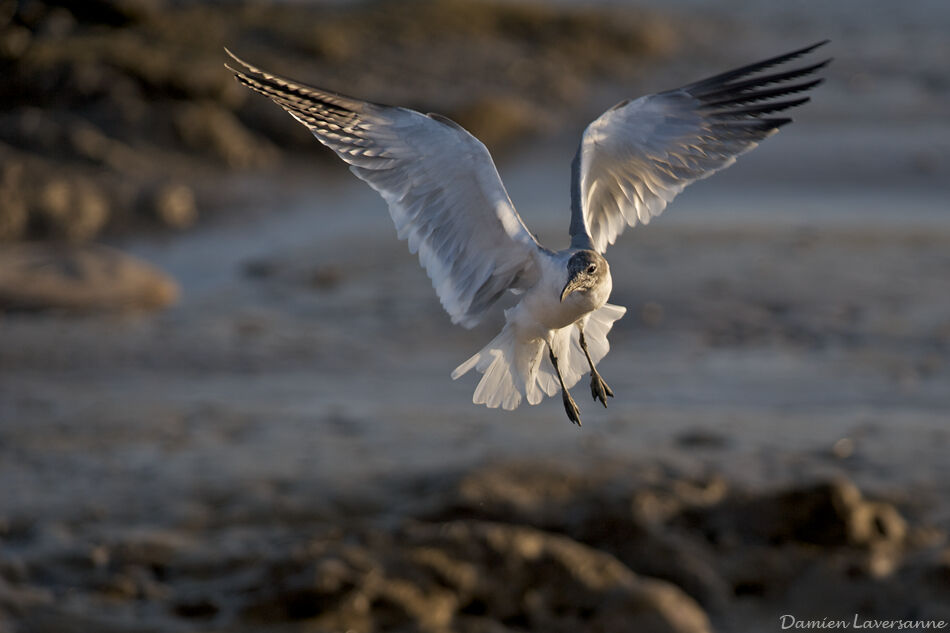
[519, 263, 611, 332]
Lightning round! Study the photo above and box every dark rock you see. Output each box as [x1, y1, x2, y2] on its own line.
[0, 150, 117, 242]
[405, 520, 712, 633]
[3, 459, 944, 633]
[173, 597, 219, 619]
[0, 162, 29, 240]
[174, 102, 279, 169]
[573, 511, 730, 610]
[430, 460, 609, 528]
[67, 122, 146, 173]
[926, 548, 950, 587]
[430, 462, 731, 609]
[34, 178, 109, 241]
[0, 243, 178, 311]
[691, 479, 907, 549]
[243, 521, 712, 633]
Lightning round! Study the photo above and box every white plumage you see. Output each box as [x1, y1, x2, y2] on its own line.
[226, 41, 829, 424]
[451, 302, 627, 410]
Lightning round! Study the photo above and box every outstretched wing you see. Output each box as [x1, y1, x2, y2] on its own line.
[570, 41, 831, 253]
[226, 51, 541, 328]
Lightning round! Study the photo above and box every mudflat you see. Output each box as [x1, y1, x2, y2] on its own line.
[1, 1, 949, 632]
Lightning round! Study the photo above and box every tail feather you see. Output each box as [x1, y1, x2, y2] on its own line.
[456, 325, 542, 410]
[452, 303, 626, 410]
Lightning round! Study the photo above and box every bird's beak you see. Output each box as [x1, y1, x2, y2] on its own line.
[560, 276, 583, 302]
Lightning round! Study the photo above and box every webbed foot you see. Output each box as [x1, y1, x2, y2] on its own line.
[562, 390, 582, 426]
[589, 370, 614, 407]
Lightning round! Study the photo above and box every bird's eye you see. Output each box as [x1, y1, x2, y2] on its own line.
[587, 264, 597, 274]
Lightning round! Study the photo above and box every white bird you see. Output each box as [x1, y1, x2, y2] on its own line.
[226, 42, 829, 425]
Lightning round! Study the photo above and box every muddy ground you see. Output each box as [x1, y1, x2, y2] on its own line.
[1, 0, 950, 632]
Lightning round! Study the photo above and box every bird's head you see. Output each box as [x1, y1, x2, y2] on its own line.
[560, 250, 608, 302]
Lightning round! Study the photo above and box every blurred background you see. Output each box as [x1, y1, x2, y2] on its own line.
[1, 0, 949, 631]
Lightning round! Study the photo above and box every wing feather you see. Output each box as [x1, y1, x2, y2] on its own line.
[570, 41, 830, 253]
[226, 50, 541, 327]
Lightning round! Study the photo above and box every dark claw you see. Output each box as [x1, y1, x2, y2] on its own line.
[590, 371, 614, 407]
[562, 391, 582, 426]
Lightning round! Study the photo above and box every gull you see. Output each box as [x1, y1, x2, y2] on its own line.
[226, 41, 829, 425]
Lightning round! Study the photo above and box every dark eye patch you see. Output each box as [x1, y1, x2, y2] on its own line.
[587, 264, 597, 273]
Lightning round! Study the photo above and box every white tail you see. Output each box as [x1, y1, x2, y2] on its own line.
[451, 303, 626, 410]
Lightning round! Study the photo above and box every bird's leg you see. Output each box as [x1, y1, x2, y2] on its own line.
[548, 346, 581, 426]
[579, 329, 613, 407]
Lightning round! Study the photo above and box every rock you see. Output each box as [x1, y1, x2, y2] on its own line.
[243, 521, 711, 633]
[4, 458, 943, 633]
[425, 462, 731, 609]
[68, 122, 146, 173]
[0, 162, 29, 241]
[678, 479, 908, 549]
[174, 102, 278, 169]
[173, 597, 219, 619]
[404, 521, 713, 633]
[0, 150, 121, 242]
[35, 178, 109, 241]
[0, 243, 178, 311]
[108, 529, 194, 570]
[147, 183, 197, 229]
[573, 510, 730, 610]
[435, 460, 598, 527]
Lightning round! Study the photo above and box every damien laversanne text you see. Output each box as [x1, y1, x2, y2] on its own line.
[780, 615, 948, 630]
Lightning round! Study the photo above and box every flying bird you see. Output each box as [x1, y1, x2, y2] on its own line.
[226, 41, 829, 425]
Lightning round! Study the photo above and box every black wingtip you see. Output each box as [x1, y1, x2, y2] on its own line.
[709, 96, 812, 119]
[223, 47, 242, 68]
[684, 40, 832, 94]
[794, 40, 831, 57]
[223, 47, 256, 83]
